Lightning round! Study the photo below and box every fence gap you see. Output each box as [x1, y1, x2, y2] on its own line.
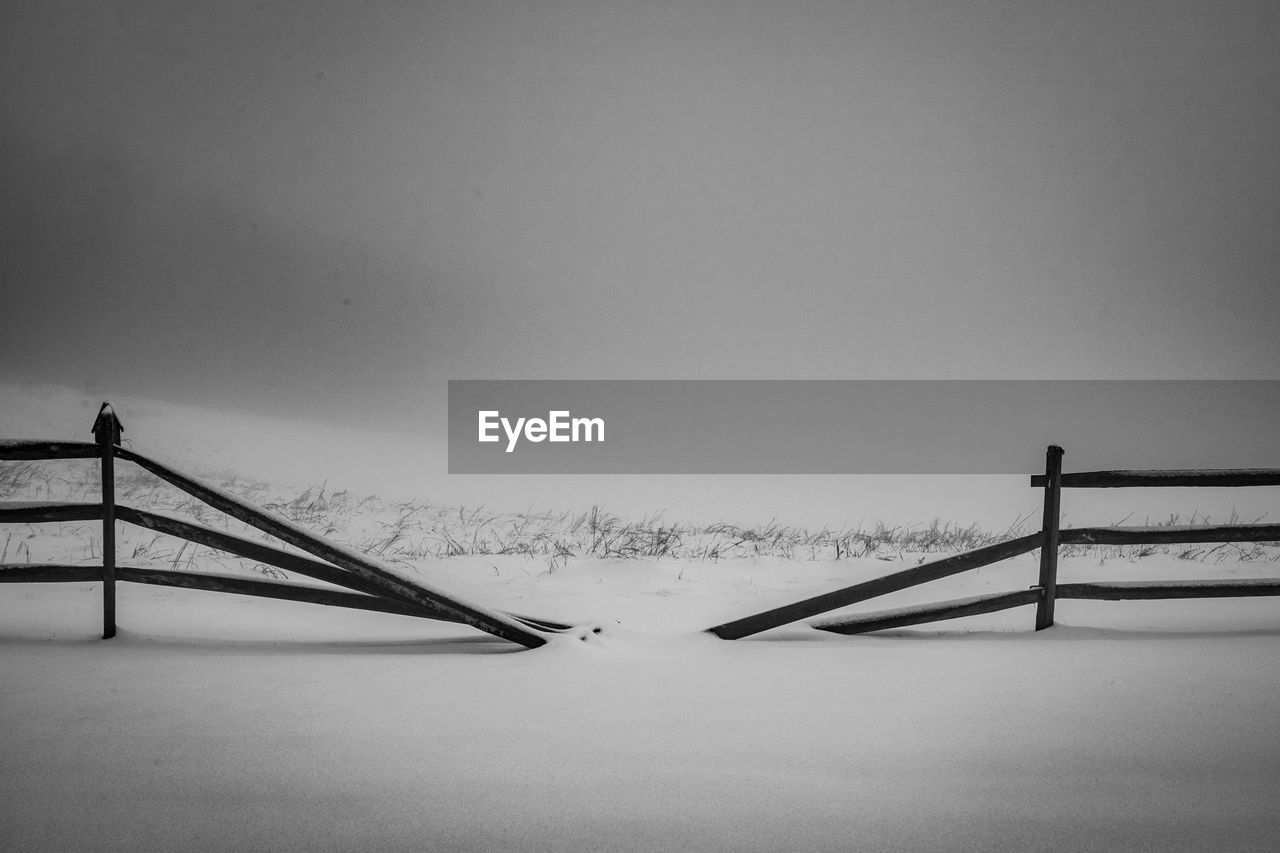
[1035, 444, 1063, 630]
[92, 403, 123, 639]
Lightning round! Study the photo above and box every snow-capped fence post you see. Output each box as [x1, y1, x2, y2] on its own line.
[1034, 444, 1063, 630]
[92, 403, 123, 640]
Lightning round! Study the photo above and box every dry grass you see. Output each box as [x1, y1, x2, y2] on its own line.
[1, 459, 1276, 568]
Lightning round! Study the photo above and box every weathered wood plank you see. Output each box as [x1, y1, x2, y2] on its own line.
[1056, 579, 1280, 600]
[1059, 524, 1280, 545]
[0, 502, 103, 523]
[95, 403, 120, 639]
[114, 447, 549, 648]
[812, 588, 1042, 635]
[0, 564, 101, 582]
[115, 506, 461, 621]
[0, 554, 571, 632]
[115, 566, 446, 618]
[1035, 445, 1063, 630]
[706, 533, 1043, 640]
[0, 561, 434, 618]
[0, 439, 100, 460]
[1031, 469, 1280, 489]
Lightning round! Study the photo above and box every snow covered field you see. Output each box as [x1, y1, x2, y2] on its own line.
[3, 386, 1280, 851]
[4, 563, 1280, 852]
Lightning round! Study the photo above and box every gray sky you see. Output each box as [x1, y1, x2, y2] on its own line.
[3, 0, 1278, 431]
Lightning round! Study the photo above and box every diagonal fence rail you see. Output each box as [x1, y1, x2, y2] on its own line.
[706, 533, 1044, 639]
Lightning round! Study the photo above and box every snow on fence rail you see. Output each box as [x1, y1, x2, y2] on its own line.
[3, 406, 1278, 647]
[0, 404, 559, 647]
[709, 445, 1280, 638]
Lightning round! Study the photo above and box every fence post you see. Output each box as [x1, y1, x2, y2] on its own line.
[92, 403, 123, 639]
[1035, 444, 1064, 630]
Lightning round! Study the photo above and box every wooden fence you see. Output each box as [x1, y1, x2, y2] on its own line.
[3, 405, 1277, 646]
[0, 403, 562, 648]
[708, 445, 1280, 638]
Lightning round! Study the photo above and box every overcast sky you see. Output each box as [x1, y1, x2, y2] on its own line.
[3, 1, 1278, 432]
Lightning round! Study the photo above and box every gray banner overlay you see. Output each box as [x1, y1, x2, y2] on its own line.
[448, 381, 1280, 474]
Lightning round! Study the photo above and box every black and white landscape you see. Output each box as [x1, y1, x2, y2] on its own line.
[2, 2, 1278, 851]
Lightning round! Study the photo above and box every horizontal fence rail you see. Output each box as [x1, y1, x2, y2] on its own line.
[1059, 524, 1280, 546]
[1030, 469, 1280, 489]
[0, 564, 102, 582]
[0, 439, 100, 460]
[1056, 579, 1280, 601]
[0, 502, 104, 523]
